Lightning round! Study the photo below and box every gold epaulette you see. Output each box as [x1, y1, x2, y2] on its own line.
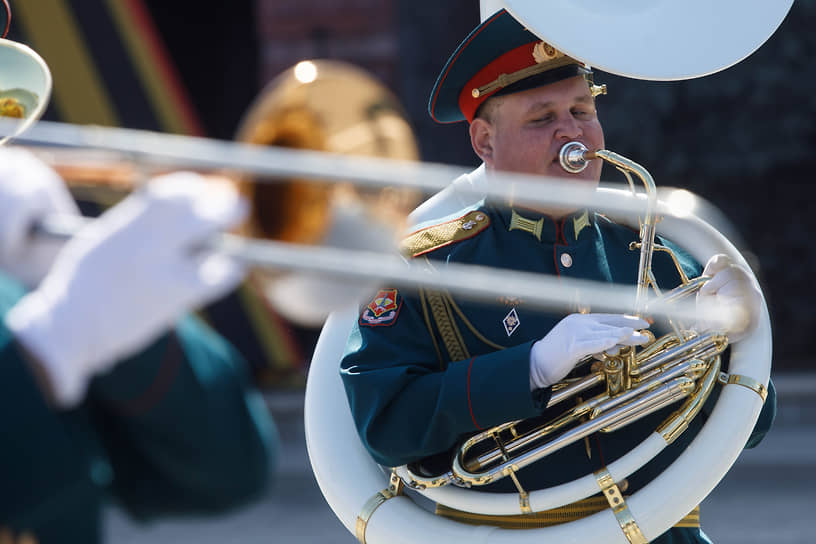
[400, 210, 490, 258]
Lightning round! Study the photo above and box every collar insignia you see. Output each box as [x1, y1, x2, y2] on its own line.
[573, 211, 590, 240]
[508, 210, 544, 241]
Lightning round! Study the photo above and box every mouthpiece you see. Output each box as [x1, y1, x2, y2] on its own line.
[559, 141, 593, 174]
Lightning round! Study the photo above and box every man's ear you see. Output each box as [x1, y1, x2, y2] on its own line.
[469, 118, 493, 164]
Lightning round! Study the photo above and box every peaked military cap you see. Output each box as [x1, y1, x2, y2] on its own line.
[428, 9, 592, 124]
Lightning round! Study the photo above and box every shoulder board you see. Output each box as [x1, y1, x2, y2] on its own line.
[400, 210, 490, 258]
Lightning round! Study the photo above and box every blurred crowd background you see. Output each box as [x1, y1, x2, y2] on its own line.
[7, 0, 814, 378]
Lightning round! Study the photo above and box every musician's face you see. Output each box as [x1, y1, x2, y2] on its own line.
[470, 76, 604, 186]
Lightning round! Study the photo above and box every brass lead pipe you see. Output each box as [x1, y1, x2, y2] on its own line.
[592, 148, 658, 316]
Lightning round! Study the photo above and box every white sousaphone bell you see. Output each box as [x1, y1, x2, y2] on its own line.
[0, 36, 52, 145]
[304, 1, 791, 543]
[493, 0, 794, 81]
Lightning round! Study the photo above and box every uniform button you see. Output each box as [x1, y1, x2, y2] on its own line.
[560, 252, 573, 267]
[475, 213, 486, 221]
[619, 478, 629, 493]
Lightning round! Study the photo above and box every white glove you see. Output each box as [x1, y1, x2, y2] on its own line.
[530, 313, 650, 390]
[0, 148, 80, 287]
[696, 254, 762, 342]
[5, 172, 248, 407]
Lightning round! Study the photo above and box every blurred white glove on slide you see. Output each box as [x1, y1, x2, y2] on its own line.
[696, 254, 762, 342]
[529, 313, 650, 390]
[5, 172, 248, 407]
[0, 148, 80, 287]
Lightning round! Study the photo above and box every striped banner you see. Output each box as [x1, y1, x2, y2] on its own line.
[13, 0, 202, 134]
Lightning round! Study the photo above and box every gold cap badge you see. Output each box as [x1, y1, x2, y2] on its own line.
[532, 42, 561, 64]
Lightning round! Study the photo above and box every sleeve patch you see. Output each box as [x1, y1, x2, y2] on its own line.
[360, 288, 403, 327]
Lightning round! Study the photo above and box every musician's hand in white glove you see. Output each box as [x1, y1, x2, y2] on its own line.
[696, 254, 762, 342]
[0, 148, 80, 287]
[529, 313, 650, 390]
[5, 172, 248, 407]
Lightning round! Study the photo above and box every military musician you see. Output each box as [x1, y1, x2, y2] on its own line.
[341, 10, 776, 543]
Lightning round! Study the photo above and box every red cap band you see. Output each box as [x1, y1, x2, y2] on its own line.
[458, 42, 539, 122]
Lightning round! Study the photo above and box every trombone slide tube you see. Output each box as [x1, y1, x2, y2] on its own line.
[33, 215, 733, 326]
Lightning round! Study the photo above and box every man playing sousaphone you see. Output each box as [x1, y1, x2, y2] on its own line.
[340, 8, 776, 543]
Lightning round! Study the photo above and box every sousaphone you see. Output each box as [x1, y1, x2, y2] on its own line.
[304, 1, 790, 543]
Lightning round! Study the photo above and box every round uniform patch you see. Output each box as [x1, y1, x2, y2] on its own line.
[360, 288, 402, 327]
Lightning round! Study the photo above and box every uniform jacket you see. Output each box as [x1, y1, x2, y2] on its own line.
[0, 272, 278, 544]
[341, 198, 776, 544]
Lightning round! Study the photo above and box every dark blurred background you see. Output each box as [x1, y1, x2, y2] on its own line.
[8, 0, 814, 371]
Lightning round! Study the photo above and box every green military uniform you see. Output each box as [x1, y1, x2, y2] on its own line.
[341, 201, 776, 543]
[0, 271, 278, 543]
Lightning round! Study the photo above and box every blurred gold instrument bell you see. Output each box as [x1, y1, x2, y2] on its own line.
[0, 37, 52, 145]
[234, 59, 421, 246]
[233, 59, 421, 325]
